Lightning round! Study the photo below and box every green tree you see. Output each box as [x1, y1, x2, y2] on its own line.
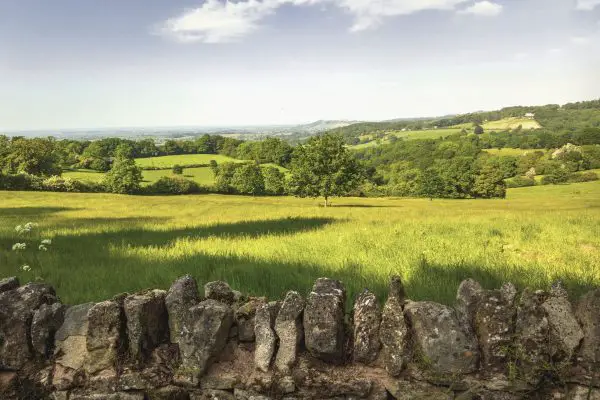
[214, 162, 240, 193]
[474, 124, 484, 135]
[418, 168, 444, 200]
[231, 163, 265, 195]
[541, 161, 570, 185]
[289, 134, 363, 206]
[263, 166, 286, 195]
[4, 137, 61, 176]
[172, 164, 184, 175]
[473, 164, 506, 198]
[104, 155, 142, 194]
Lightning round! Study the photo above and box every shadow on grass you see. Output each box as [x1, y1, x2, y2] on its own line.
[330, 204, 403, 208]
[406, 257, 598, 305]
[0, 207, 77, 217]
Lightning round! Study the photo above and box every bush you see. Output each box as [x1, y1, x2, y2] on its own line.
[172, 164, 184, 175]
[263, 167, 286, 195]
[506, 176, 535, 188]
[0, 173, 44, 191]
[42, 176, 86, 192]
[88, 158, 111, 172]
[145, 176, 205, 195]
[568, 171, 599, 183]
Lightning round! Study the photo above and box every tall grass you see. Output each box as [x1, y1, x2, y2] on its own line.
[1, 182, 599, 306]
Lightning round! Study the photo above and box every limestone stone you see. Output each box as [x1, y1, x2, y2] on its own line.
[31, 302, 67, 358]
[274, 291, 304, 372]
[473, 283, 517, 372]
[0, 276, 19, 293]
[235, 297, 266, 342]
[123, 289, 169, 364]
[204, 281, 235, 305]
[254, 301, 280, 372]
[542, 286, 583, 361]
[0, 282, 57, 369]
[404, 301, 479, 375]
[53, 303, 95, 390]
[178, 299, 234, 379]
[380, 277, 408, 375]
[575, 289, 600, 365]
[165, 275, 201, 344]
[352, 289, 381, 364]
[86, 300, 125, 376]
[514, 288, 549, 384]
[303, 278, 346, 363]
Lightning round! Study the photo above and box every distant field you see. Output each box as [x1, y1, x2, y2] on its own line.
[350, 128, 461, 149]
[62, 169, 105, 183]
[483, 148, 547, 156]
[2, 182, 599, 306]
[142, 167, 215, 186]
[482, 117, 541, 131]
[448, 117, 542, 131]
[135, 154, 242, 168]
[64, 163, 288, 187]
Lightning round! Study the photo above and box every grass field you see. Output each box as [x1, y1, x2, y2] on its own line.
[141, 167, 215, 186]
[350, 128, 462, 149]
[135, 154, 241, 168]
[482, 117, 541, 131]
[2, 182, 599, 307]
[483, 148, 547, 156]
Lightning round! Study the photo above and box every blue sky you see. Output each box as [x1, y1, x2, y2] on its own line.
[0, 0, 599, 130]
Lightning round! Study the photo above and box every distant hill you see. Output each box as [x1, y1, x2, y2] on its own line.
[325, 99, 600, 140]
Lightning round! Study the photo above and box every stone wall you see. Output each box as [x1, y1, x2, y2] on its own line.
[1, 275, 599, 400]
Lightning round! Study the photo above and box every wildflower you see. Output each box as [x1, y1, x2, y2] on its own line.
[15, 225, 22, 233]
[21, 265, 31, 272]
[41, 239, 52, 245]
[39, 245, 48, 251]
[12, 243, 27, 251]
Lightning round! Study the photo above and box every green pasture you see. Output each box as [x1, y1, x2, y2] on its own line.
[2, 182, 599, 307]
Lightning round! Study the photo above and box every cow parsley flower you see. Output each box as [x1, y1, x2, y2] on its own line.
[21, 265, 31, 272]
[12, 243, 26, 251]
[41, 239, 52, 245]
[39, 245, 48, 251]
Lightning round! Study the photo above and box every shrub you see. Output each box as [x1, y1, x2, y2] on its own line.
[172, 164, 184, 175]
[88, 158, 111, 172]
[506, 176, 535, 188]
[42, 176, 85, 192]
[231, 163, 265, 195]
[104, 157, 142, 194]
[568, 171, 599, 183]
[0, 173, 44, 191]
[145, 176, 205, 195]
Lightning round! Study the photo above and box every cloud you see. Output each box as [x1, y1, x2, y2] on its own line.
[576, 0, 600, 10]
[457, 1, 503, 16]
[159, 0, 281, 43]
[571, 36, 591, 45]
[159, 0, 472, 42]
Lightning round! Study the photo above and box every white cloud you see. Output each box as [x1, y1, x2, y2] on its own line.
[457, 1, 503, 16]
[159, 0, 281, 43]
[576, 0, 600, 10]
[159, 0, 472, 42]
[571, 36, 591, 45]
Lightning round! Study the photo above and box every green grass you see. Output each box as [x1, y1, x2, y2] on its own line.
[135, 154, 242, 168]
[350, 128, 462, 149]
[62, 170, 105, 183]
[2, 182, 599, 307]
[142, 167, 215, 186]
[482, 117, 541, 131]
[483, 148, 547, 156]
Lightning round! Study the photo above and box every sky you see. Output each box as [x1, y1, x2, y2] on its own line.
[0, 0, 599, 131]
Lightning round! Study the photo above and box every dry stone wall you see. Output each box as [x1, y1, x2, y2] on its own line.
[1, 275, 600, 400]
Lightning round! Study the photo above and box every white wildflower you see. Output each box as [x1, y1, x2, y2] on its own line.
[15, 225, 23, 233]
[21, 265, 31, 272]
[41, 239, 52, 246]
[39, 245, 48, 251]
[12, 243, 27, 251]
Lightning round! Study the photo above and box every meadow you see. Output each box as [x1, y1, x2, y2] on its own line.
[134, 153, 241, 168]
[2, 181, 599, 307]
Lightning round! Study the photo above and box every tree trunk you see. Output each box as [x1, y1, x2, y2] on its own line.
[324, 196, 329, 208]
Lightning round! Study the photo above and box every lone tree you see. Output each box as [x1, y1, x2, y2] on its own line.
[172, 164, 183, 175]
[104, 153, 142, 194]
[474, 124, 484, 135]
[289, 134, 363, 207]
